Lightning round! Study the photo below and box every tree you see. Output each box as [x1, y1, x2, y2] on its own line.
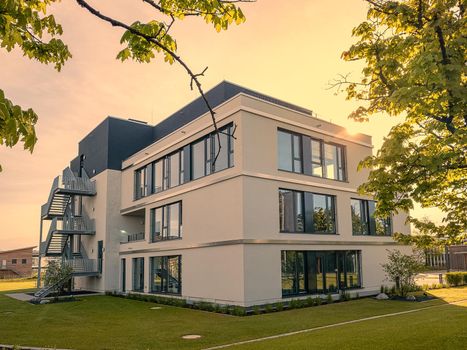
[0, 0, 251, 170]
[381, 249, 425, 296]
[334, 0, 467, 247]
[0, 0, 71, 171]
[44, 260, 73, 294]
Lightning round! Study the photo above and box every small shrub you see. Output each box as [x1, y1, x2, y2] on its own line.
[253, 305, 261, 315]
[463, 273, 467, 284]
[275, 302, 284, 311]
[315, 297, 322, 306]
[422, 284, 430, 291]
[264, 303, 273, 313]
[305, 297, 314, 307]
[326, 293, 333, 304]
[231, 306, 246, 316]
[446, 272, 466, 287]
[289, 299, 300, 309]
[340, 291, 351, 301]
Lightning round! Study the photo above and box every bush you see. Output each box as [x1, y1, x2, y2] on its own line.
[326, 293, 333, 304]
[253, 305, 261, 315]
[275, 302, 284, 311]
[381, 250, 425, 297]
[446, 272, 467, 287]
[315, 297, 322, 306]
[340, 291, 351, 301]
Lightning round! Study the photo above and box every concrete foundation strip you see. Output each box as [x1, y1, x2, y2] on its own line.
[202, 298, 467, 350]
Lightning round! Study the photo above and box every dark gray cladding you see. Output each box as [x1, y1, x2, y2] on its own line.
[70, 81, 311, 177]
[70, 117, 153, 177]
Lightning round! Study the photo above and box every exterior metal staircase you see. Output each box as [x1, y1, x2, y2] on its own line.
[37, 166, 98, 290]
[41, 167, 96, 220]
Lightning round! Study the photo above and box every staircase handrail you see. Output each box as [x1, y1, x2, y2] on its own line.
[33, 271, 72, 299]
[41, 176, 60, 217]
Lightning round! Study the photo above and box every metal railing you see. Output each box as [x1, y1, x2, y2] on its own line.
[62, 168, 96, 194]
[122, 232, 145, 243]
[64, 258, 98, 274]
[58, 212, 95, 233]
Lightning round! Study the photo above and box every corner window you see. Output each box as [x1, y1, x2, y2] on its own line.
[150, 255, 181, 294]
[279, 189, 336, 234]
[281, 250, 361, 297]
[277, 129, 346, 181]
[351, 199, 391, 236]
[150, 202, 182, 242]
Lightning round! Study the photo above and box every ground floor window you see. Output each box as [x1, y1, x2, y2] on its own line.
[281, 250, 361, 296]
[150, 255, 181, 295]
[132, 257, 144, 292]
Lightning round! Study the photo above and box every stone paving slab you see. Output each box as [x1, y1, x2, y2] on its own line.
[5, 293, 34, 302]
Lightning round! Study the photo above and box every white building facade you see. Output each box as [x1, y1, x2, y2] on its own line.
[38, 82, 410, 306]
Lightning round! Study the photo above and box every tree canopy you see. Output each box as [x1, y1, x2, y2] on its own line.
[0, 0, 250, 170]
[337, 0, 466, 247]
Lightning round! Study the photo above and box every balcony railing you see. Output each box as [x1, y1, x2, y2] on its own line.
[121, 232, 145, 243]
[64, 259, 98, 274]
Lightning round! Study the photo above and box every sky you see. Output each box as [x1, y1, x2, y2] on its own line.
[0, 0, 442, 250]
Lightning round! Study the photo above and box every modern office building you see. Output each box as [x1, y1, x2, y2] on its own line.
[37, 81, 410, 306]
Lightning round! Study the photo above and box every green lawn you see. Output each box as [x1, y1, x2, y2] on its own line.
[0, 283, 465, 350]
[0, 278, 36, 293]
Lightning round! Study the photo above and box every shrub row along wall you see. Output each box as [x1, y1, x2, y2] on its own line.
[106, 291, 358, 316]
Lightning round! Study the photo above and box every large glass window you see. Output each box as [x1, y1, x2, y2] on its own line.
[169, 152, 180, 187]
[281, 251, 306, 296]
[150, 202, 182, 242]
[279, 189, 336, 234]
[311, 139, 323, 177]
[312, 194, 335, 233]
[281, 250, 361, 296]
[134, 167, 146, 199]
[191, 139, 206, 180]
[154, 160, 164, 193]
[132, 257, 144, 292]
[278, 129, 346, 181]
[351, 199, 391, 236]
[150, 255, 181, 294]
[278, 130, 302, 172]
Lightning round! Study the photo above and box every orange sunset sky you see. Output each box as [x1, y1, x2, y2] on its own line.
[0, 0, 442, 250]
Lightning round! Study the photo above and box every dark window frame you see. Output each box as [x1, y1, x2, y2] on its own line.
[281, 250, 362, 297]
[150, 201, 183, 242]
[11, 259, 17, 265]
[279, 188, 337, 234]
[150, 255, 182, 295]
[351, 198, 392, 236]
[134, 123, 234, 200]
[277, 128, 347, 182]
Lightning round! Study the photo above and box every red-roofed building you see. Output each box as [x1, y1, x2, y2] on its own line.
[0, 246, 35, 279]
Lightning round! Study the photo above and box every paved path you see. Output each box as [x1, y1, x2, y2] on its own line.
[5, 293, 34, 302]
[202, 299, 467, 350]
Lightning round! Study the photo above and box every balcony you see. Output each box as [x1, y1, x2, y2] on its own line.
[121, 232, 145, 243]
[64, 258, 99, 276]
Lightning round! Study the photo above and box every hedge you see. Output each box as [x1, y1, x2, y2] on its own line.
[445, 272, 467, 287]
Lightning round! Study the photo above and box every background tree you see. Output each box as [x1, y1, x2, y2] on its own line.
[334, 0, 467, 247]
[0, 0, 251, 170]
